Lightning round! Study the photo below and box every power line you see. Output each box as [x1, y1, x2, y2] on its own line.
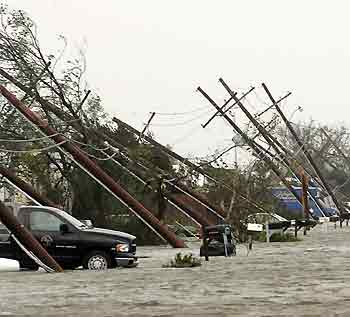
[153, 105, 209, 116]
[0, 140, 67, 154]
[174, 144, 237, 183]
[169, 125, 201, 146]
[78, 148, 118, 161]
[70, 139, 110, 151]
[188, 143, 236, 162]
[150, 109, 214, 127]
[252, 88, 269, 107]
[1, 118, 82, 128]
[0, 133, 60, 143]
[196, 144, 237, 168]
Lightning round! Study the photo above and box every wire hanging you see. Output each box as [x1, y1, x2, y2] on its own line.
[0, 140, 67, 154]
[150, 109, 214, 127]
[153, 105, 209, 116]
[0, 133, 60, 143]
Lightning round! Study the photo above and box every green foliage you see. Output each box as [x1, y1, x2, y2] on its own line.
[256, 232, 301, 242]
[198, 162, 280, 242]
[129, 143, 174, 174]
[0, 6, 121, 223]
[109, 216, 164, 246]
[163, 252, 202, 268]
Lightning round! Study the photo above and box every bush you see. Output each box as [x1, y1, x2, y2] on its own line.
[108, 217, 164, 246]
[256, 232, 301, 242]
[163, 252, 202, 268]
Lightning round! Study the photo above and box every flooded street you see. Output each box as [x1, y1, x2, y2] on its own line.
[1, 224, 350, 316]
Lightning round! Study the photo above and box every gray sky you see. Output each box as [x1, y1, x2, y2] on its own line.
[5, 0, 350, 161]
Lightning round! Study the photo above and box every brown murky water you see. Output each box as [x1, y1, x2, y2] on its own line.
[1, 224, 350, 316]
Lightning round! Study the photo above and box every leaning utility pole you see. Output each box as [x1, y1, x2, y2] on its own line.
[0, 85, 185, 248]
[105, 153, 217, 227]
[219, 78, 293, 167]
[261, 83, 345, 217]
[0, 200, 63, 272]
[104, 154, 214, 226]
[0, 67, 267, 215]
[112, 148, 226, 221]
[112, 116, 269, 213]
[218, 78, 324, 217]
[197, 85, 304, 205]
[0, 166, 58, 207]
[0, 67, 221, 228]
[202, 87, 254, 128]
[301, 170, 310, 219]
[138, 112, 156, 142]
[0, 68, 84, 135]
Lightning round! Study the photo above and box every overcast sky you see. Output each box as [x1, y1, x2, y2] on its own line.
[5, 0, 350, 161]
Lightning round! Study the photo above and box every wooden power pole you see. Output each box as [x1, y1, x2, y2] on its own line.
[0, 85, 185, 248]
[261, 83, 346, 219]
[0, 200, 63, 272]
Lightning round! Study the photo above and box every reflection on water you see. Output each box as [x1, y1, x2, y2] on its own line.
[1, 223, 350, 316]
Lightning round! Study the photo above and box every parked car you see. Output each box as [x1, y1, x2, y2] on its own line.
[0, 206, 138, 271]
[200, 224, 236, 257]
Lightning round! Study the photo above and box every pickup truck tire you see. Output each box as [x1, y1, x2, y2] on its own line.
[82, 250, 112, 270]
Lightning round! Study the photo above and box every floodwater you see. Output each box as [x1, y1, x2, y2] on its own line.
[1, 224, 350, 316]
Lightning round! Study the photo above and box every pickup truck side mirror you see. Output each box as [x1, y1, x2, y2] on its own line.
[80, 219, 93, 227]
[60, 223, 69, 234]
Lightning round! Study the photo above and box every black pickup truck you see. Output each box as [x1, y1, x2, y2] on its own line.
[0, 206, 138, 270]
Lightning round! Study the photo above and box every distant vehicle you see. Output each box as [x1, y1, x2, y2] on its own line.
[247, 213, 291, 234]
[246, 212, 317, 235]
[200, 224, 236, 257]
[0, 206, 138, 270]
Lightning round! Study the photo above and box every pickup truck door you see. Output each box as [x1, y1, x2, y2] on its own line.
[27, 209, 81, 264]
